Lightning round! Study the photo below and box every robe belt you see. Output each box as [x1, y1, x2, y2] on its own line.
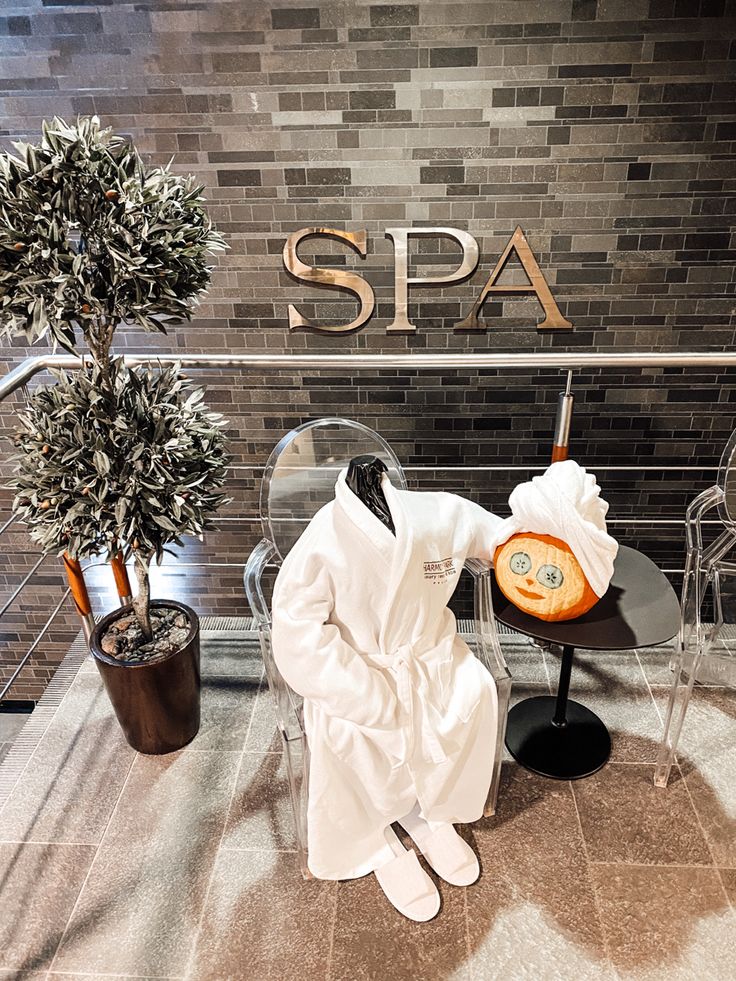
[389, 643, 448, 766]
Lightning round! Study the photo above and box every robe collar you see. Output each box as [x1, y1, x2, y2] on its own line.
[334, 468, 397, 557]
[334, 469, 415, 657]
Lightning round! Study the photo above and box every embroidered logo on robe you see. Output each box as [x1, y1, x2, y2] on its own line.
[423, 557, 457, 584]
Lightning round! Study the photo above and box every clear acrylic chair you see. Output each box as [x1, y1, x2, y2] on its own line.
[244, 417, 512, 878]
[654, 429, 736, 788]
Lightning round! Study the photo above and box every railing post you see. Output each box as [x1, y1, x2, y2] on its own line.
[551, 369, 574, 463]
[62, 553, 95, 644]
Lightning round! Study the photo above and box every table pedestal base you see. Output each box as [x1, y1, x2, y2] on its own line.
[505, 695, 611, 780]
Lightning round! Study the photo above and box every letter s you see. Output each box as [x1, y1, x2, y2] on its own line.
[283, 227, 375, 333]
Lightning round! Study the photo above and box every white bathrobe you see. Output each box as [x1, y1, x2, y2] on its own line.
[271, 471, 503, 880]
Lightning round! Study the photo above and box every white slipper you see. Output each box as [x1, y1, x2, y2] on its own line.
[374, 832, 440, 922]
[399, 819, 480, 887]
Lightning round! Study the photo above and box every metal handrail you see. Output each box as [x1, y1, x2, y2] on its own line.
[1, 349, 736, 402]
[0, 346, 733, 702]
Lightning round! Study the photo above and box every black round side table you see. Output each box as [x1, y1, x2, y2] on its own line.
[492, 545, 680, 780]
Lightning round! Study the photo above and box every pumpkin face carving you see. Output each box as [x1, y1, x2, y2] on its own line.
[493, 532, 600, 622]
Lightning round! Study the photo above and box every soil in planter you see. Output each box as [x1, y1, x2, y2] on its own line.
[100, 606, 191, 664]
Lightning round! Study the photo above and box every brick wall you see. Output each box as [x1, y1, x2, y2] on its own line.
[1, 0, 735, 698]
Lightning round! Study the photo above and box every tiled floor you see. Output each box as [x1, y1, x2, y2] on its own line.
[0, 709, 32, 765]
[0, 624, 735, 981]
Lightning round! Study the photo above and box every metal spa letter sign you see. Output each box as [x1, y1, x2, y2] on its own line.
[282, 226, 572, 334]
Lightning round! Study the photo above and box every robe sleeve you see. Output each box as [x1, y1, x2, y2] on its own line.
[463, 498, 505, 564]
[271, 538, 399, 729]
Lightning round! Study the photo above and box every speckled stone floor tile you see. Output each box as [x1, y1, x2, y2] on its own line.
[720, 868, 736, 908]
[591, 864, 736, 981]
[189, 848, 335, 981]
[0, 843, 95, 972]
[635, 643, 678, 687]
[466, 765, 613, 980]
[51, 752, 239, 977]
[672, 688, 736, 866]
[188, 674, 259, 753]
[221, 749, 298, 851]
[494, 631, 550, 686]
[0, 711, 31, 744]
[199, 629, 263, 679]
[97, 748, 239, 852]
[0, 970, 50, 980]
[0, 673, 135, 844]
[244, 682, 283, 752]
[572, 763, 712, 867]
[465, 862, 614, 981]
[473, 763, 589, 867]
[330, 859, 467, 981]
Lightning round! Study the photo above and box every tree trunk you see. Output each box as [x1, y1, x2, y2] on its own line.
[132, 552, 153, 641]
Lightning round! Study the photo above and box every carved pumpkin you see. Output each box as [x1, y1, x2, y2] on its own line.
[493, 532, 600, 622]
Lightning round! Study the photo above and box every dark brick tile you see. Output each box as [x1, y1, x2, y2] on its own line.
[369, 4, 419, 26]
[429, 47, 478, 68]
[715, 122, 736, 140]
[558, 64, 633, 78]
[653, 40, 704, 61]
[516, 86, 540, 106]
[683, 233, 731, 251]
[211, 52, 261, 73]
[356, 48, 419, 69]
[492, 88, 515, 107]
[217, 170, 262, 187]
[52, 12, 103, 34]
[302, 92, 325, 111]
[305, 168, 351, 185]
[628, 162, 651, 181]
[271, 8, 320, 29]
[547, 125, 570, 145]
[420, 165, 465, 184]
[349, 90, 396, 110]
[1, 16, 31, 35]
[278, 92, 301, 111]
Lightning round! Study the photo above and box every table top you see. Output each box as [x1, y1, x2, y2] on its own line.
[491, 544, 680, 651]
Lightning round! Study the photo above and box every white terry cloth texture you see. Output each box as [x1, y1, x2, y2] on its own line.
[493, 459, 619, 598]
[271, 469, 503, 881]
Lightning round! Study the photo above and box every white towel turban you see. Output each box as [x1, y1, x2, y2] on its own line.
[494, 460, 619, 598]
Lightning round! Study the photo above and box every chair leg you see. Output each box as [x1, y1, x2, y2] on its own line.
[484, 673, 512, 816]
[282, 732, 312, 880]
[654, 645, 701, 788]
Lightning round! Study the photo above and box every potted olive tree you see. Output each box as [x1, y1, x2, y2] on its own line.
[0, 116, 229, 752]
[11, 358, 229, 751]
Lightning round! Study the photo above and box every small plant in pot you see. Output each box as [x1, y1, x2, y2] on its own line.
[10, 357, 230, 753]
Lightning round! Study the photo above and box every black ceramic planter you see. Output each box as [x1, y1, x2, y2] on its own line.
[90, 599, 201, 755]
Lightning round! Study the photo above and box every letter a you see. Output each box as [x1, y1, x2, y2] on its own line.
[454, 226, 572, 331]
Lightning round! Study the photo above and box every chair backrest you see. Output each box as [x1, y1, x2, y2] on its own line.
[718, 428, 736, 530]
[261, 417, 407, 561]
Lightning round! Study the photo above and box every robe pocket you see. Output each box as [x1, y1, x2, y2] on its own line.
[438, 654, 482, 724]
[324, 714, 406, 768]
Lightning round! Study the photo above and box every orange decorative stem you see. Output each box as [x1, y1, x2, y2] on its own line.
[111, 552, 132, 604]
[551, 443, 569, 463]
[63, 553, 91, 616]
[62, 553, 95, 643]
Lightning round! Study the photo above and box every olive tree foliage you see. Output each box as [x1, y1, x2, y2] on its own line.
[11, 359, 230, 638]
[0, 115, 226, 367]
[2, 117, 230, 641]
